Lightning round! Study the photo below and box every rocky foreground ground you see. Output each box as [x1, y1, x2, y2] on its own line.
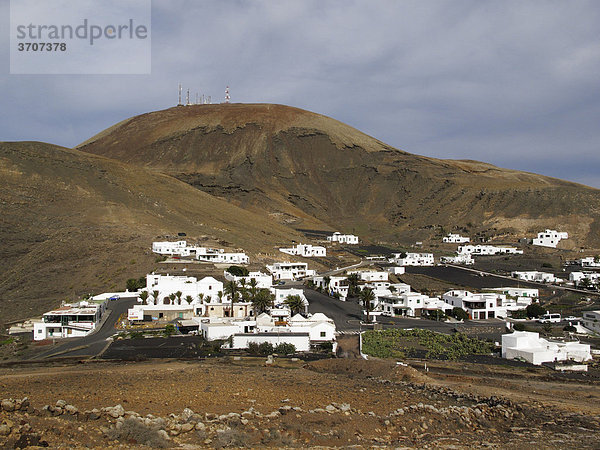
[0, 356, 599, 448]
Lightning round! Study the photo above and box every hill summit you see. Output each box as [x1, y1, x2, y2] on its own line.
[78, 103, 600, 246]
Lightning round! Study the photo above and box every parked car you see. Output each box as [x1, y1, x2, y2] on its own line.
[563, 315, 578, 322]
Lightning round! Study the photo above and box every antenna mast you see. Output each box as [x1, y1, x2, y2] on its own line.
[186, 89, 190, 106]
[225, 86, 230, 103]
[178, 83, 182, 106]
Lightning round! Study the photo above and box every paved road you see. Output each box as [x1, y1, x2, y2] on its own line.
[32, 297, 137, 359]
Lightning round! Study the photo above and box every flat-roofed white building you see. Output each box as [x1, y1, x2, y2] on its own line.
[502, 331, 591, 365]
[582, 311, 600, 333]
[152, 240, 190, 256]
[196, 247, 249, 264]
[532, 229, 568, 248]
[279, 243, 326, 257]
[485, 287, 539, 300]
[443, 233, 470, 243]
[266, 262, 316, 280]
[580, 257, 600, 268]
[327, 232, 359, 244]
[389, 253, 435, 266]
[458, 245, 523, 256]
[511, 271, 562, 283]
[440, 253, 474, 265]
[224, 271, 272, 289]
[569, 271, 600, 286]
[347, 269, 389, 282]
[442, 290, 509, 320]
[33, 300, 106, 341]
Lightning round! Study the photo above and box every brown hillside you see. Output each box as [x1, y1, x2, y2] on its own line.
[77, 103, 600, 247]
[0, 141, 306, 323]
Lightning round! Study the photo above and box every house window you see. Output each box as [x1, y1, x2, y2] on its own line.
[320, 331, 326, 337]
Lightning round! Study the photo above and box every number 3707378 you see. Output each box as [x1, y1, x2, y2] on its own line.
[18, 42, 67, 51]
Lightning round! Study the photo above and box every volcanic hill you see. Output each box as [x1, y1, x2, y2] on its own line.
[0, 141, 304, 323]
[78, 103, 600, 246]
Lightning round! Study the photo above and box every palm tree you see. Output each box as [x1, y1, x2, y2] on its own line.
[217, 291, 223, 302]
[323, 276, 331, 294]
[252, 289, 274, 315]
[359, 287, 376, 323]
[139, 291, 149, 305]
[248, 278, 259, 301]
[184, 295, 194, 305]
[197, 293, 205, 304]
[168, 293, 176, 305]
[389, 285, 397, 295]
[224, 281, 239, 302]
[346, 273, 360, 297]
[238, 278, 248, 301]
[175, 291, 183, 305]
[284, 294, 305, 315]
[152, 290, 160, 305]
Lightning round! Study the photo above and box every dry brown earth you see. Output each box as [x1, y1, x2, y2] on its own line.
[0, 357, 598, 448]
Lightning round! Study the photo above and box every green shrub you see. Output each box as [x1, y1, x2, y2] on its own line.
[274, 343, 296, 355]
[563, 325, 576, 332]
[510, 309, 528, 319]
[320, 342, 333, 352]
[513, 323, 526, 331]
[450, 307, 469, 321]
[226, 266, 249, 277]
[163, 324, 176, 336]
[526, 303, 546, 318]
[258, 342, 274, 355]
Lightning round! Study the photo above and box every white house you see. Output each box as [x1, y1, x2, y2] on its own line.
[33, 299, 107, 341]
[532, 229, 568, 248]
[266, 262, 316, 280]
[152, 240, 190, 256]
[228, 312, 337, 352]
[327, 232, 359, 244]
[579, 257, 600, 268]
[582, 311, 600, 333]
[458, 245, 523, 256]
[348, 269, 389, 282]
[224, 271, 273, 289]
[569, 271, 600, 287]
[377, 292, 441, 317]
[279, 243, 326, 257]
[196, 247, 249, 264]
[511, 271, 562, 284]
[443, 233, 470, 243]
[152, 241, 249, 263]
[486, 287, 539, 299]
[271, 287, 308, 312]
[389, 253, 435, 266]
[440, 253, 474, 265]
[502, 331, 591, 365]
[145, 273, 223, 305]
[387, 266, 406, 275]
[442, 290, 510, 320]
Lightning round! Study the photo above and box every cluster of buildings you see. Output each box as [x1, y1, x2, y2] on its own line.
[152, 241, 249, 264]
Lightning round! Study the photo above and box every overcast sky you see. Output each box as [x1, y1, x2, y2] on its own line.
[2, 0, 599, 188]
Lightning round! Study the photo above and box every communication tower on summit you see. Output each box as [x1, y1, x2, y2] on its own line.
[225, 86, 230, 103]
[186, 89, 191, 106]
[178, 83, 182, 106]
